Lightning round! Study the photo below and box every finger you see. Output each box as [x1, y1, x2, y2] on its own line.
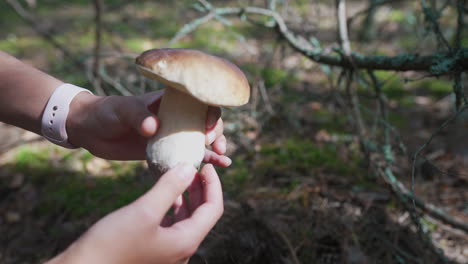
[168, 164, 224, 244]
[144, 90, 164, 114]
[203, 149, 232, 167]
[133, 163, 197, 223]
[161, 215, 173, 227]
[188, 172, 203, 213]
[114, 96, 159, 137]
[206, 106, 221, 129]
[141, 116, 159, 137]
[88, 135, 148, 160]
[211, 134, 227, 155]
[206, 118, 224, 145]
[173, 194, 190, 222]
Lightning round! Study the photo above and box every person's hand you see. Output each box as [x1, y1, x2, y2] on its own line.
[66, 90, 231, 166]
[47, 163, 224, 264]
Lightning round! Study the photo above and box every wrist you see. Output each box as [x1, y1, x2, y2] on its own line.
[66, 92, 101, 148]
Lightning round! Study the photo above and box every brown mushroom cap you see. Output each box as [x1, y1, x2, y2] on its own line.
[135, 48, 250, 107]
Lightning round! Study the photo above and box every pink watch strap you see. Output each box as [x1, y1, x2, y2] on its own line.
[41, 83, 93, 149]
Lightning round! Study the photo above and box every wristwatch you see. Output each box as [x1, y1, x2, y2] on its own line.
[41, 83, 93, 149]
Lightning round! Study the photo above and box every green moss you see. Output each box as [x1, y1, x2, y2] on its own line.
[172, 24, 238, 53]
[388, 10, 406, 23]
[258, 138, 361, 175]
[354, 179, 380, 191]
[415, 79, 453, 98]
[110, 161, 142, 177]
[399, 96, 416, 107]
[388, 112, 408, 129]
[461, 37, 468, 47]
[122, 38, 148, 52]
[148, 19, 182, 39]
[261, 68, 291, 88]
[229, 24, 260, 38]
[387, 9, 416, 25]
[399, 37, 418, 50]
[281, 178, 301, 194]
[242, 64, 297, 88]
[80, 151, 95, 164]
[312, 109, 348, 132]
[10, 145, 149, 219]
[375, 71, 406, 99]
[386, 199, 398, 209]
[420, 217, 438, 232]
[0, 37, 55, 56]
[221, 156, 250, 195]
[14, 147, 52, 172]
[37, 174, 148, 218]
[0, 37, 21, 54]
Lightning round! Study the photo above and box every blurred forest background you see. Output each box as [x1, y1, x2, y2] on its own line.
[0, 0, 467, 263]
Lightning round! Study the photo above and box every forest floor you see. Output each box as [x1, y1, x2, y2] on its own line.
[1, 0, 467, 263]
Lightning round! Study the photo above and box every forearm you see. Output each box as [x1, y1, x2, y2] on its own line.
[0, 51, 63, 134]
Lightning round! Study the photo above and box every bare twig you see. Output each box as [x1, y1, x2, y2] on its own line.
[411, 105, 468, 209]
[257, 80, 275, 115]
[368, 71, 394, 163]
[5, 0, 85, 70]
[168, 12, 215, 46]
[453, 72, 467, 110]
[337, 0, 352, 57]
[420, 0, 452, 51]
[264, 220, 302, 264]
[92, 0, 105, 95]
[359, 105, 407, 155]
[344, 71, 367, 140]
[99, 65, 133, 96]
[196, 0, 212, 10]
[379, 165, 468, 233]
[347, 0, 396, 26]
[139, 75, 147, 95]
[455, 0, 466, 49]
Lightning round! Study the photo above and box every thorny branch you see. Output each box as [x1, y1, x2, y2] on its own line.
[171, 4, 468, 75]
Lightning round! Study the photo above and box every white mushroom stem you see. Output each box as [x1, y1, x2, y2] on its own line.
[146, 87, 207, 175]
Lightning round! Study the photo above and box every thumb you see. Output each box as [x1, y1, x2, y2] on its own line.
[115, 96, 159, 137]
[134, 163, 197, 222]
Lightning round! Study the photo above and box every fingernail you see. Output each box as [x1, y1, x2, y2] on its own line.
[174, 195, 183, 207]
[207, 131, 216, 144]
[142, 116, 157, 137]
[223, 156, 232, 167]
[219, 139, 227, 154]
[175, 162, 197, 180]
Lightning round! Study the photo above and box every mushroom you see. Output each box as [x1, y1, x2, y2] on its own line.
[135, 48, 250, 175]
